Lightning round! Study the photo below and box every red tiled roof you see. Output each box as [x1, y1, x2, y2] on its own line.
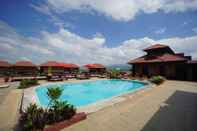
[59, 63, 79, 68]
[14, 61, 36, 67]
[40, 61, 61, 67]
[143, 44, 169, 51]
[40, 61, 79, 68]
[84, 64, 105, 69]
[128, 54, 187, 64]
[0, 60, 11, 67]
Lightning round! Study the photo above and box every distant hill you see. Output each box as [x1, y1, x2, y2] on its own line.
[107, 64, 132, 71]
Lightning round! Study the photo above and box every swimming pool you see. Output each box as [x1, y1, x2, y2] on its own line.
[35, 80, 147, 107]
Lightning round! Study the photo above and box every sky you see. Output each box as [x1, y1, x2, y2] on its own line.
[0, 0, 197, 65]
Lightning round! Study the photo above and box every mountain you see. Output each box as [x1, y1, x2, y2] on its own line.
[107, 64, 132, 71]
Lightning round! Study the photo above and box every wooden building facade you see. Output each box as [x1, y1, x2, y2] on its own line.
[40, 61, 79, 76]
[12, 61, 38, 76]
[0, 60, 11, 76]
[84, 64, 106, 75]
[128, 44, 197, 81]
[59, 63, 79, 74]
[40, 61, 64, 75]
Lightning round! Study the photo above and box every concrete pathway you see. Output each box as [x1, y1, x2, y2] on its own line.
[0, 82, 19, 104]
[63, 81, 197, 131]
[0, 89, 22, 131]
[0, 87, 10, 104]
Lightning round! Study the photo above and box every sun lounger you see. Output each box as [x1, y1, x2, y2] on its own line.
[0, 84, 9, 89]
[98, 74, 107, 78]
[76, 74, 89, 80]
[48, 75, 63, 81]
[66, 74, 76, 79]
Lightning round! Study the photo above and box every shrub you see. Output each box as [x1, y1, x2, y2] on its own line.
[47, 67, 52, 76]
[109, 69, 121, 79]
[19, 87, 76, 130]
[46, 101, 76, 124]
[18, 80, 28, 89]
[149, 76, 165, 85]
[28, 79, 38, 85]
[18, 79, 38, 89]
[19, 103, 46, 131]
[46, 87, 76, 123]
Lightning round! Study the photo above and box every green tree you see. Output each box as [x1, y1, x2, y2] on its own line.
[47, 87, 63, 108]
[110, 69, 120, 79]
[48, 67, 52, 75]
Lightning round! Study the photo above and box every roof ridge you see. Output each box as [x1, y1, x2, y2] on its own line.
[143, 44, 169, 51]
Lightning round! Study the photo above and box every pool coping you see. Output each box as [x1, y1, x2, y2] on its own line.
[77, 80, 153, 114]
[22, 79, 154, 113]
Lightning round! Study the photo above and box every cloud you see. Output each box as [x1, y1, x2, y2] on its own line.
[30, 3, 74, 28]
[158, 36, 197, 58]
[20, 57, 32, 61]
[1, 20, 197, 65]
[154, 27, 166, 34]
[32, 0, 197, 21]
[30, 3, 52, 16]
[0, 20, 55, 63]
[192, 27, 197, 33]
[182, 21, 188, 26]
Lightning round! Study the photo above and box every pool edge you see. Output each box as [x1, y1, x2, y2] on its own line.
[22, 79, 154, 113]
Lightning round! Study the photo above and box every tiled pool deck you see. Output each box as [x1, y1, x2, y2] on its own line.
[63, 80, 197, 131]
[1, 80, 197, 131]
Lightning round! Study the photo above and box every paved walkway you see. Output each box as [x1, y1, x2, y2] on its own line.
[0, 89, 22, 131]
[0, 82, 19, 104]
[0, 87, 10, 104]
[63, 80, 197, 131]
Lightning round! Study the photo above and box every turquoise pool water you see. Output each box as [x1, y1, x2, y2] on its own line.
[35, 80, 146, 107]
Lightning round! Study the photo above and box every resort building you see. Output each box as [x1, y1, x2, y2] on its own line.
[12, 61, 38, 76]
[84, 64, 106, 75]
[59, 63, 79, 74]
[128, 44, 197, 81]
[187, 60, 197, 81]
[39, 61, 64, 75]
[0, 60, 11, 76]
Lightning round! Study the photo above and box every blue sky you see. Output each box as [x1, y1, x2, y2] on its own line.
[0, 0, 197, 65]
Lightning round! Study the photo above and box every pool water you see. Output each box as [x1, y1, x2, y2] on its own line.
[35, 80, 146, 107]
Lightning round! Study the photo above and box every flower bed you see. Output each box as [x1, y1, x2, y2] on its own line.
[44, 112, 87, 131]
[19, 87, 84, 131]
